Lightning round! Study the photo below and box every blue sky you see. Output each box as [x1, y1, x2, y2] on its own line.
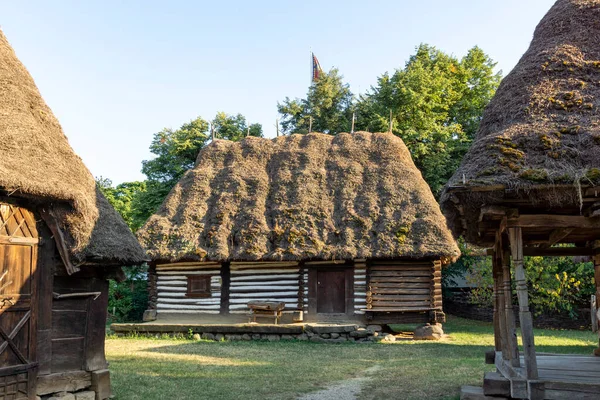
[1, 0, 556, 184]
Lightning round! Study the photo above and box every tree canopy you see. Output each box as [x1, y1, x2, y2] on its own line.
[356, 44, 501, 194]
[277, 68, 353, 135]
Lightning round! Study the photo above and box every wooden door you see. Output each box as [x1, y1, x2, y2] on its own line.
[0, 203, 38, 400]
[308, 266, 353, 318]
[316, 269, 346, 313]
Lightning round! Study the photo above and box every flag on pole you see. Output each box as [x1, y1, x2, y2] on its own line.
[312, 53, 323, 82]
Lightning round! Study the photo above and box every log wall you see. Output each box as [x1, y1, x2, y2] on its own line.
[366, 260, 441, 313]
[354, 260, 367, 315]
[229, 262, 301, 314]
[155, 262, 221, 314]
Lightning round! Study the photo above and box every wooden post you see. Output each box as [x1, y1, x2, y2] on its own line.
[309, 116, 313, 133]
[220, 262, 231, 315]
[492, 251, 505, 354]
[276, 119, 280, 137]
[502, 246, 520, 367]
[389, 110, 393, 133]
[594, 253, 600, 354]
[509, 227, 538, 379]
[351, 112, 355, 134]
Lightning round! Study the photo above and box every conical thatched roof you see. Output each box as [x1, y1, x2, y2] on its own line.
[441, 0, 600, 239]
[138, 132, 460, 263]
[0, 29, 146, 266]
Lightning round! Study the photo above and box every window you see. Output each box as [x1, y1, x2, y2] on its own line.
[186, 276, 212, 298]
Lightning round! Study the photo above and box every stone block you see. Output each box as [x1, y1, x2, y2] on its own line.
[142, 310, 157, 322]
[201, 333, 215, 341]
[380, 334, 396, 343]
[320, 333, 331, 339]
[330, 333, 340, 339]
[74, 391, 96, 400]
[266, 334, 280, 342]
[241, 334, 252, 341]
[215, 333, 225, 341]
[297, 333, 308, 341]
[281, 334, 295, 340]
[366, 324, 382, 333]
[413, 323, 443, 340]
[349, 329, 369, 338]
[90, 369, 111, 400]
[252, 334, 261, 340]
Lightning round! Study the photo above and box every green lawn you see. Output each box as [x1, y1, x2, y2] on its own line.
[106, 316, 598, 400]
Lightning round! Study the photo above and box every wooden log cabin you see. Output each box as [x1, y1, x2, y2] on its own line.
[441, 1, 600, 398]
[138, 131, 459, 325]
[0, 30, 147, 399]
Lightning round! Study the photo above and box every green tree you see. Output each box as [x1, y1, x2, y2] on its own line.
[278, 68, 353, 135]
[357, 44, 501, 194]
[97, 178, 147, 232]
[212, 112, 263, 141]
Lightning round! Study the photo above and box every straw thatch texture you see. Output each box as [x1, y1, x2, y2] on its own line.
[138, 132, 460, 263]
[0, 29, 146, 265]
[441, 0, 600, 236]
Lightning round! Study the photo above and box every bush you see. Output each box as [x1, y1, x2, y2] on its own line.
[108, 265, 149, 323]
[448, 253, 594, 318]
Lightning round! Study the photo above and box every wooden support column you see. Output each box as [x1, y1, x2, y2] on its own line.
[220, 262, 230, 315]
[594, 253, 600, 355]
[492, 251, 505, 354]
[509, 227, 538, 380]
[502, 246, 520, 367]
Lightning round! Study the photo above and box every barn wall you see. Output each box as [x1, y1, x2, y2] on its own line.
[50, 275, 110, 374]
[229, 262, 301, 314]
[155, 262, 222, 314]
[366, 259, 443, 323]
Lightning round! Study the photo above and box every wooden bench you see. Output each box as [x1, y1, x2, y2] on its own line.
[248, 301, 286, 324]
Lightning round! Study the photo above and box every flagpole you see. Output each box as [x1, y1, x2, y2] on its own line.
[309, 47, 313, 86]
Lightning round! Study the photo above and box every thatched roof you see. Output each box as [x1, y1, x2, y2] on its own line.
[441, 0, 600, 239]
[0, 29, 146, 266]
[138, 132, 460, 263]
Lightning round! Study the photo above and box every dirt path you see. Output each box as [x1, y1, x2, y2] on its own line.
[297, 365, 382, 400]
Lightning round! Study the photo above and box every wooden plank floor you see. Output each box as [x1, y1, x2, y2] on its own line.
[513, 354, 600, 384]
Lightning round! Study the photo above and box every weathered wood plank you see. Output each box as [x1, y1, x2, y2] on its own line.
[36, 371, 91, 396]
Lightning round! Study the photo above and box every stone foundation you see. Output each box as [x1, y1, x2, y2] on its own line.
[113, 322, 439, 343]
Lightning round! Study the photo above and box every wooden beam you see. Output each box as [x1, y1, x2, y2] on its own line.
[509, 227, 538, 380]
[540, 228, 574, 249]
[508, 215, 600, 229]
[523, 247, 593, 257]
[38, 208, 79, 275]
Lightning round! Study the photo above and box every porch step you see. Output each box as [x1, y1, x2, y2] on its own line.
[483, 372, 511, 397]
[460, 386, 509, 400]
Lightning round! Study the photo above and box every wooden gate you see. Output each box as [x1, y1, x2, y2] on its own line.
[0, 203, 38, 400]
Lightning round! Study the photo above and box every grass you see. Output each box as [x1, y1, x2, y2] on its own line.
[105, 316, 598, 400]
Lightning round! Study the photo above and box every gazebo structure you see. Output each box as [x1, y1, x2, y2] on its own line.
[138, 131, 459, 327]
[0, 30, 146, 399]
[441, 0, 600, 399]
